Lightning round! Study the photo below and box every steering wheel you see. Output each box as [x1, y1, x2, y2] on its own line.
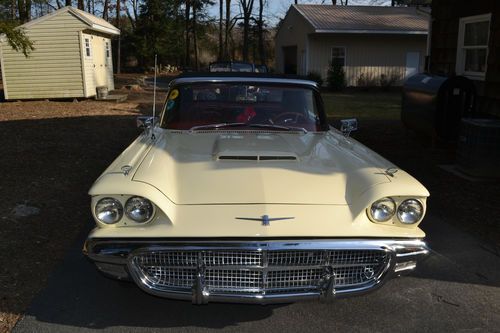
[273, 112, 307, 125]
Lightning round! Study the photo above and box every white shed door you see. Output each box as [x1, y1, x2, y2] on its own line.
[405, 52, 420, 79]
[92, 37, 107, 87]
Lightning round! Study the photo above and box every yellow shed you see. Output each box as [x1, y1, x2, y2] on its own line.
[0, 6, 120, 100]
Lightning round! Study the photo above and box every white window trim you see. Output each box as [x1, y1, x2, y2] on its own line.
[84, 37, 92, 58]
[331, 46, 347, 67]
[105, 42, 110, 58]
[455, 13, 491, 80]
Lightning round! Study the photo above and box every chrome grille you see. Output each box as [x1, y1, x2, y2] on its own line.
[143, 266, 195, 287]
[131, 249, 390, 296]
[138, 251, 198, 266]
[206, 269, 262, 292]
[268, 251, 325, 266]
[267, 269, 324, 291]
[330, 250, 386, 265]
[203, 251, 262, 266]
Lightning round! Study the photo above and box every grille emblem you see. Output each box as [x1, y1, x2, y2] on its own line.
[236, 215, 294, 226]
[363, 267, 375, 279]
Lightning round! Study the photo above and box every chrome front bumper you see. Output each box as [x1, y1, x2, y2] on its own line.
[83, 238, 429, 304]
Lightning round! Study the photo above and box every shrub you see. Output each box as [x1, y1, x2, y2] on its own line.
[356, 73, 378, 89]
[307, 71, 324, 87]
[326, 62, 346, 91]
[379, 72, 401, 90]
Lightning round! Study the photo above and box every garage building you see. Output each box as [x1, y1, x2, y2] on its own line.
[275, 5, 429, 86]
[0, 6, 120, 100]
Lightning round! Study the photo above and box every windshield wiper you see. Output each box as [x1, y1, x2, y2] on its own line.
[247, 123, 308, 133]
[189, 122, 246, 132]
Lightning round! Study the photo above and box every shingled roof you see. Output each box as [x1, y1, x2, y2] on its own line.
[293, 5, 429, 34]
[20, 6, 120, 35]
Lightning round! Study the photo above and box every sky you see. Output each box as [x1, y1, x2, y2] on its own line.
[208, 0, 392, 26]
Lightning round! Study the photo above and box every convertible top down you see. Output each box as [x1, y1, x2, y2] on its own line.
[84, 73, 429, 304]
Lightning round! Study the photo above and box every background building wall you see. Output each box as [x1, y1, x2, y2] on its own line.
[308, 33, 427, 86]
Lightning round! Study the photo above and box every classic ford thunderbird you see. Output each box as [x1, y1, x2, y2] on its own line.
[83, 73, 429, 304]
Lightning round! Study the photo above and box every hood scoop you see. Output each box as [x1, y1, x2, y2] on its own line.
[218, 155, 297, 161]
[214, 134, 298, 162]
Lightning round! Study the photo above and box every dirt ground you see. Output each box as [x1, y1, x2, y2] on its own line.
[0, 78, 498, 333]
[0, 77, 166, 332]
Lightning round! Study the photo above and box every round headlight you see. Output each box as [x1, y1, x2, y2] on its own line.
[95, 197, 123, 224]
[125, 196, 154, 223]
[397, 199, 423, 224]
[369, 197, 396, 222]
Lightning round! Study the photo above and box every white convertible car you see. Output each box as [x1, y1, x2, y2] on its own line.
[83, 73, 429, 304]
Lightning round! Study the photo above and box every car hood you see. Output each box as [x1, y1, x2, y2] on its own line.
[130, 130, 394, 205]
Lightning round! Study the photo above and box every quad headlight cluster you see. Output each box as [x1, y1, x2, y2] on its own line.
[368, 197, 424, 224]
[94, 196, 155, 225]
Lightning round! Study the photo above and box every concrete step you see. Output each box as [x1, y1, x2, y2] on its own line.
[95, 94, 128, 102]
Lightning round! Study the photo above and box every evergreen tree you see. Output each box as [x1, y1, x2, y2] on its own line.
[0, 21, 34, 57]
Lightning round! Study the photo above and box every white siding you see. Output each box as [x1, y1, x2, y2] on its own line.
[1, 11, 87, 99]
[308, 34, 427, 86]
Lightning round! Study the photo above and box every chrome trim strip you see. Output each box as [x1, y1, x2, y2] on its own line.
[314, 29, 428, 35]
[169, 77, 318, 88]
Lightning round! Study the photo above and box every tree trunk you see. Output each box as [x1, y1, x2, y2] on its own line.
[25, 0, 31, 21]
[218, 0, 223, 60]
[243, 15, 249, 61]
[224, 0, 231, 60]
[102, 0, 108, 20]
[258, 0, 264, 65]
[185, 1, 191, 67]
[116, 0, 121, 73]
[17, 0, 26, 22]
[240, 0, 254, 62]
[77, 0, 83, 10]
[65, 0, 71, 6]
[193, 3, 198, 70]
[10, 0, 15, 20]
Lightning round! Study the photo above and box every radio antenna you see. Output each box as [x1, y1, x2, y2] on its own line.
[151, 54, 158, 140]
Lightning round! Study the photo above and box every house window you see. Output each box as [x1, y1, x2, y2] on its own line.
[456, 13, 491, 79]
[84, 38, 91, 57]
[331, 47, 346, 67]
[105, 42, 110, 58]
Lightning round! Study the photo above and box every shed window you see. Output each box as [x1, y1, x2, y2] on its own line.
[456, 13, 491, 79]
[84, 38, 91, 57]
[331, 47, 346, 67]
[105, 42, 110, 58]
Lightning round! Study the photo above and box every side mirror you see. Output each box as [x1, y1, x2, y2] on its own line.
[340, 118, 358, 137]
[137, 116, 159, 130]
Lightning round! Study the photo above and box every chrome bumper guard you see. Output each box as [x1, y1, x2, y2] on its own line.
[83, 239, 429, 304]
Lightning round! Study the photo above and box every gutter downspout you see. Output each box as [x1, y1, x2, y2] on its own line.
[305, 35, 310, 76]
[416, 6, 432, 72]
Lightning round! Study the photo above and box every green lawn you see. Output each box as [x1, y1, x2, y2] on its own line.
[322, 90, 402, 121]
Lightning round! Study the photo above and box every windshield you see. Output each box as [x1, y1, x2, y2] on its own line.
[161, 82, 327, 132]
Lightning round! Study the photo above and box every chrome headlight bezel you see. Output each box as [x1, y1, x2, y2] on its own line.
[397, 199, 424, 224]
[94, 197, 124, 224]
[367, 197, 426, 226]
[125, 196, 155, 223]
[368, 197, 397, 222]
